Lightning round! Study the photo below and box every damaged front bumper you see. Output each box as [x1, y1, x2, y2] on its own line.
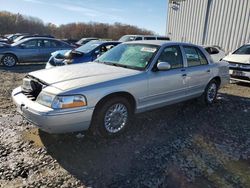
[12, 87, 94, 134]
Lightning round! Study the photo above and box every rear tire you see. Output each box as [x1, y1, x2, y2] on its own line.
[91, 97, 132, 138]
[202, 79, 219, 105]
[1, 54, 17, 67]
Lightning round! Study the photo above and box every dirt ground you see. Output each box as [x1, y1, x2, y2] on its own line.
[0, 64, 250, 188]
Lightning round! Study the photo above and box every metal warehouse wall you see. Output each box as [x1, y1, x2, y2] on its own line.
[167, 0, 250, 53]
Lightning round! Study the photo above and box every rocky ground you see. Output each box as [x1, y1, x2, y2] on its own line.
[0, 64, 250, 188]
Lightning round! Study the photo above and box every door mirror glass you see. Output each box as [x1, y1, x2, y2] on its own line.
[157, 61, 171, 71]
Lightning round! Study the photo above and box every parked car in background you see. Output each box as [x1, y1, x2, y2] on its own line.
[4, 33, 29, 43]
[0, 37, 73, 67]
[46, 40, 120, 68]
[13, 34, 54, 43]
[223, 43, 250, 83]
[0, 36, 9, 44]
[61, 39, 78, 47]
[75, 37, 98, 47]
[119, 35, 170, 42]
[203, 45, 225, 62]
[12, 41, 229, 137]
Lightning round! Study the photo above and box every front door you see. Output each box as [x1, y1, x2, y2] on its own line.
[18, 39, 40, 62]
[146, 45, 187, 108]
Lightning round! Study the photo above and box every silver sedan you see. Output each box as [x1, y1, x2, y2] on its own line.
[12, 41, 229, 137]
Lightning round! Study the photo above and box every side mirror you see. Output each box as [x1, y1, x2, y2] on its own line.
[94, 50, 100, 55]
[228, 52, 232, 55]
[157, 61, 171, 71]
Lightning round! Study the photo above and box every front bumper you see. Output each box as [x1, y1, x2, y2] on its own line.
[229, 69, 250, 83]
[12, 87, 94, 133]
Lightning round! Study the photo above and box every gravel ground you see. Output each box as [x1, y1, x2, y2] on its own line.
[0, 64, 250, 188]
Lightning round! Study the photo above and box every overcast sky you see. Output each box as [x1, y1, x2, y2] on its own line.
[0, 0, 168, 35]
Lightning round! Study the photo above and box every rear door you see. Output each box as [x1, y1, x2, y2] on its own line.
[39, 39, 65, 61]
[182, 46, 212, 97]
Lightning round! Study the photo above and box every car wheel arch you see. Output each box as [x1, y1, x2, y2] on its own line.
[93, 91, 136, 115]
[210, 76, 221, 87]
[2, 53, 19, 62]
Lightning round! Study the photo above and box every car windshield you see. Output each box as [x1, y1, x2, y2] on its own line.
[95, 43, 158, 70]
[11, 39, 27, 46]
[75, 41, 101, 53]
[233, 45, 250, 55]
[13, 36, 24, 43]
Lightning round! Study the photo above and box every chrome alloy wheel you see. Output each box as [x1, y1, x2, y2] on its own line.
[104, 103, 128, 133]
[207, 82, 217, 103]
[3, 55, 16, 67]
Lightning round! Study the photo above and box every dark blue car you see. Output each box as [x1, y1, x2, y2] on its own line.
[46, 40, 120, 68]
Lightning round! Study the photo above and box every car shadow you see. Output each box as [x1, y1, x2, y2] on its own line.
[38, 93, 250, 187]
[0, 63, 46, 73]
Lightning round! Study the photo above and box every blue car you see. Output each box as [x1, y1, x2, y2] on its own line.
[46, 40, 120, 68]
[0, 37, 73, 67]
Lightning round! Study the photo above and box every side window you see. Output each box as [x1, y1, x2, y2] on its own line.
[51, 40, 62, 48]
[197, 48, 209, 65]
[157, 37, 170, 41]
[158, 46, 183, 69]
[22, 40, 37, 49]
[144, 37, 156, 40]
[43, 40, 51, 48]
[135, 37, 142, 41]
[183, 46, 208, 67]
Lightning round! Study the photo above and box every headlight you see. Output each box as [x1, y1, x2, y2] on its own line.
[52, 95, 87, 109]
[36, 92, 87, 109]
[63, 59, 73, 64]
[36, 92, 55, 107]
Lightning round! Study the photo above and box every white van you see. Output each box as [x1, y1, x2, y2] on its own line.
[119, 35, 170, 42]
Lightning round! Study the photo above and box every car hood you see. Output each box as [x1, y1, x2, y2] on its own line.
[52, 49, 85, 60]
[223, 54, 250, 64]
[29, 62, 141, 91]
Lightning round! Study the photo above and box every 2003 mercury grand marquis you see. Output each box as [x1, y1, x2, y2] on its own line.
[12, 41, 229, 137]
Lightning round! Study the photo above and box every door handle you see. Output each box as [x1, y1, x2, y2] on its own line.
[182, 73, 187, 77]
[206, 69, 211, 73]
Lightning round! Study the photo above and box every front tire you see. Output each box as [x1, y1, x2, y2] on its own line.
[91, 97, 132, 138]
[1, 54, 17, 67]
[203, 80, 219, 105]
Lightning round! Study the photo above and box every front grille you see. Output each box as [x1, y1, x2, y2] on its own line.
[229, 67, 250, 72]
[228, 61, 250, 72]
[231, 75, 250, 81]
[22, 77, 45, 101]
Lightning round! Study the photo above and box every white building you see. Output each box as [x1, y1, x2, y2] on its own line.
[166, 0, 250, 53]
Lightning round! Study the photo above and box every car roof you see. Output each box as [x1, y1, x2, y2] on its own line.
[21, 37, 59, 41]
[122, 34, 168, 37]
[88, 40, 120, 44]
[124, 40, 200, 47]
[13, 37, 62, 46]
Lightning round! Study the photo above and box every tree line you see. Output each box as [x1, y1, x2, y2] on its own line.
[0, 11, 153, 40]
